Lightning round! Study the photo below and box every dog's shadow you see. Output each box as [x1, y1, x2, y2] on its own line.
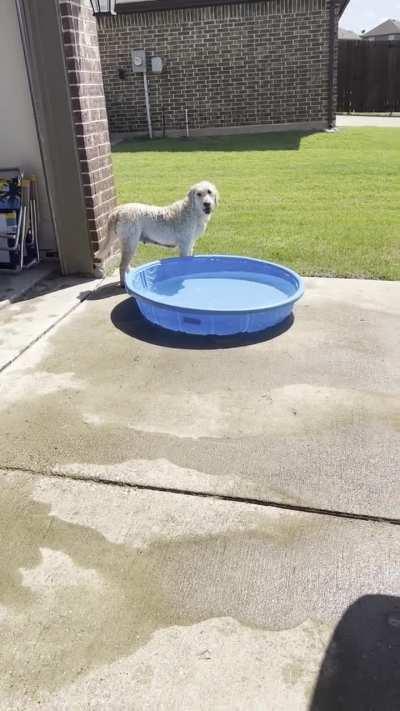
[110, 295, 294, 350]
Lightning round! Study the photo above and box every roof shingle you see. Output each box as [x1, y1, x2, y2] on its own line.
[363, 19, 400, 38]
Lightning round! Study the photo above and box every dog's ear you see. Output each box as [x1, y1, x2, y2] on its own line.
[188, 185, 197, 206]
[214, 187, 220, 207]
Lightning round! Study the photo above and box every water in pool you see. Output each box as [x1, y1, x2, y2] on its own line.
[152, 270, 290, 310]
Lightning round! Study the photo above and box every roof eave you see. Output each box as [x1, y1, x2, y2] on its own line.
[116, 0, 354, 14]
[339, 0, 351, 18]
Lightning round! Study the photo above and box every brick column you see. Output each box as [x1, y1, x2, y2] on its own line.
[59, 0, 117, 265]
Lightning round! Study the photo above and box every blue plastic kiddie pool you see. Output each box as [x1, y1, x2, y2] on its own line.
[125, 255, 304, 336]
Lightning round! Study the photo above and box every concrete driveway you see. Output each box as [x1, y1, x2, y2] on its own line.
[0, 275, 399, 709]
[337, 115, 400, 128]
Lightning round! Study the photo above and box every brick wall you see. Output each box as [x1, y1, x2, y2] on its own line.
[97, 0, 335, 135]
[59, 0, 117, 259]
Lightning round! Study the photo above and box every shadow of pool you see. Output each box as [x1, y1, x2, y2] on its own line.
[110, 296, 294, 350]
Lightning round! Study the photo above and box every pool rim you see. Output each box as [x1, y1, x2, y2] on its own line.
[125, 254, 304, 315]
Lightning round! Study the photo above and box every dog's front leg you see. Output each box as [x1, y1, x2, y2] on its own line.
[179, 242, 194, 258]
[119, 238, 138, 288]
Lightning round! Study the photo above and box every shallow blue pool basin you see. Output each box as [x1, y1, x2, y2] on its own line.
[125, 255, 304, 336]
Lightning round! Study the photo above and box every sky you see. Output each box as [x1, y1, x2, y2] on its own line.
[340, 0, 400, 32]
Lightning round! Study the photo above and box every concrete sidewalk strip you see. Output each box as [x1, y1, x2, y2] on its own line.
[0, 272, 104, 372]
[0, 277, 398, 519]
[2, 468, 400, 710]
[337, 115, 400, 128]
[0, 262, 54, 310]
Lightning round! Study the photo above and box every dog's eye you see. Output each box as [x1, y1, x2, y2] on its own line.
[207, 189, 212, 195]
[196, 192, 202, 197]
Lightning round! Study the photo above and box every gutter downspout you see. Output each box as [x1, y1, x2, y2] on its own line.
[327, 0, 337, 129]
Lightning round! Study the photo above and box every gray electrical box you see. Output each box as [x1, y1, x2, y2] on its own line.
[151, 56, 163, 74]
[131, 49, 146, 73]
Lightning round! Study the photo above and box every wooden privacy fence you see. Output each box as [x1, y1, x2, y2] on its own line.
[338, 39, 400, 113]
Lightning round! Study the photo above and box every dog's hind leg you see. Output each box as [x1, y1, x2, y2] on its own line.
[119, 228, 139, 288]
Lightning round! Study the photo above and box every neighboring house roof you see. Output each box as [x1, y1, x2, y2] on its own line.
[117, 0, 350, 14]
[339, 27, 359, 40]
[363, 19, 400, 38]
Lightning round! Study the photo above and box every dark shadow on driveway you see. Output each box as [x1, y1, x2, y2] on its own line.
[84, 281, 123, 301]
[110, 295, 294, 350]
[310, 594, 400, 711]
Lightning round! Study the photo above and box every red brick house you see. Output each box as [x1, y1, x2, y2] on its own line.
[98, 0, 350, 137]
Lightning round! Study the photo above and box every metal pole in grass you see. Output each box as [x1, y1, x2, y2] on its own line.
[143, 72, 153, 139]
[162, 106, 166, 138]
[185, 108, 190, 138]
[132, 49, 152, 139]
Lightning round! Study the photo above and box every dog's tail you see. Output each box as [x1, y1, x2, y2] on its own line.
[96, 209, 119, 260]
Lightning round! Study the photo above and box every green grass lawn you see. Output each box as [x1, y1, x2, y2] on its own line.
[112, 128, 400, 280]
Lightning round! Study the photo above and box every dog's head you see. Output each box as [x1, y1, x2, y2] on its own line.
[188, 181, 219, 216]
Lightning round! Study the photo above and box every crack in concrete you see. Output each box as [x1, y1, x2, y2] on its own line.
[2, 463, 400, 529]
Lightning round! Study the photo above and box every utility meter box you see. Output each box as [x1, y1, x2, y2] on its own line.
[151, 56, 163, 73]
[131, 49, 146, 73]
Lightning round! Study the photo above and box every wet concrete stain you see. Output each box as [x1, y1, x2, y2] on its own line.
[0, 285, 399, 568]
[0, 374, 399, 518]
[0, 476, 320, 697]
[2, 474, 395, 699]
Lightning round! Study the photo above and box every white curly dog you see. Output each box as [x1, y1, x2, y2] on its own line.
[97, 181, 219, 286]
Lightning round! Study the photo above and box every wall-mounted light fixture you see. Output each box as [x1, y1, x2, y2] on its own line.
[90, 0, 116, 16]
